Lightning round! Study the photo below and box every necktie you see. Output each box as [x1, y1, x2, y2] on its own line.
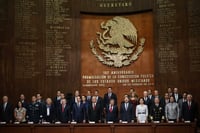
[62, 105, 65, 112]
[93, 103, 96, 110]
[108, 93, 111, 99]
[125, 103, 128, 111]
[188, 102, 191, 110]
[109, 106, 112, 112]
[3, 103, 6, 112]
[47, 106, 50, 116]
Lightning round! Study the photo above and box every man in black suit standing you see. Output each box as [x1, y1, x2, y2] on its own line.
[53, 90, 61, 109]
[163, 93, 170, 107]
[182, 94, 198, 122]
[120, 95, 134, 123]
[72, 96, 86, 123]
[19, 94, 28, 109]
[143, 91, 151, 110]
[88, 96, 102, 123]
[104, 87, 117, 108]
[57, 98, 71, 123]
[70, 90, 80, 110]
[105, 99, 118, 123]
[178, 92, 187, 119]
[94, 90, 103, 112]
[42, 98, 55, 123]
[0, 96, 13, 123]
[152, 90, 163, 105]
[86, 90, 92, 102]
[172, 88, 182, 103]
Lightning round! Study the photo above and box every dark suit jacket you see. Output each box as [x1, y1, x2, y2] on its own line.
[104, 93, 117, 107]
[96, 96, 104, 112]
[120, 102, 134, 122]
[42, 105, 56, 123]
[57, 104, 71, 123]
[72, 103, 86, 123]
[21, 100, 28, 109]
[172, 93, 182, 103]
[88, 102, 102, 123]
[82, 102, 89, 121]
[70, 96, 78, 110]
[53, 97, 61, 108]
[144, 97, 151, 110]
[182, 101, 198, 122]
[0, 102, 13, 123]
[105, 105, 118, 122]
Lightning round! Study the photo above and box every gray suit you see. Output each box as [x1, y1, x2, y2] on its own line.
[165, 102, 179, 120]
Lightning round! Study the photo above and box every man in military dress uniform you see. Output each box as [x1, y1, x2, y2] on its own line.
[27, 96, 42, 123]
[150, 97, 165, 122]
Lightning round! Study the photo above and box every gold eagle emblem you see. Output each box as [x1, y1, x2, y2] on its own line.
[90, 16, 145, 67]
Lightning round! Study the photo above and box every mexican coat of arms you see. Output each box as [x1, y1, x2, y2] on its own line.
[90, 16, 146, 67]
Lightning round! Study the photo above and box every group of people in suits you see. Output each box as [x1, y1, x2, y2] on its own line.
[0, 87, 198, 124]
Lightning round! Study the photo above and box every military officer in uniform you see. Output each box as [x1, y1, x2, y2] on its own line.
[150, 97, 165, 122]
[27, 96, 42, 123]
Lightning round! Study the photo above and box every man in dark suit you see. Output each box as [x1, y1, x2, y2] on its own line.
[120, 95, 134, 123]
[182, 94, 198, 122]
[0, 96, 13, 123]
[36, 93, 46, 118]
[27, 96, 42, 123]
[19, 94, 28, 109]
[42, 98, 56, 123]
[178, 92, 187, 119]
[72, 96, 86, 123]
[94, 90, 103, 112]
[152, 90, 164, 105]
[88, 96, 102, 123]
[70, 90, 80, 110]
[105, 99, 118, 123]
[172, 88, 182, 103]
[53, 90, 61, 109]
[57, 98, 71, 123]
[163, 93, 170, 108]
[86, 90, 92, 102]
[143, 91, 151, 110]
[148, 89, 154, 106]
[104, 87, 117, 108]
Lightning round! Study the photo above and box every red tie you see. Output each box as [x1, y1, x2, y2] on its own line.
[109, 106, 112, 112]
[62, 105, 65, 112]
[93, 103, 96, 110]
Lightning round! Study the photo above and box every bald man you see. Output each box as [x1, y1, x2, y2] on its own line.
[0, 96, 13, 123]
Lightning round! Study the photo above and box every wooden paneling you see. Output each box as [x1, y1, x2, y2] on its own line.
[0, 126, 32, 133]
[0, 123, 196, 133]
[35, 126, 71, 133]
[115, 124, 152, 133]
[0, 0, 81, 103]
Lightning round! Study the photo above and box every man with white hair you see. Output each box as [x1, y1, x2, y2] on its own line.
[0, 96, 13, 123]
[182, 94, 198, 122]
[143, 91, 151, 110]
